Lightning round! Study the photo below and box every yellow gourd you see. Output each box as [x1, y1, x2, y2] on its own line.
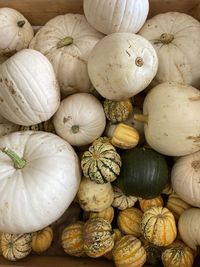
[89, 206, 114, 223]
[104, 229, 122, 260]
[139, 195, 164, 212]
[31, 227, 53, 254]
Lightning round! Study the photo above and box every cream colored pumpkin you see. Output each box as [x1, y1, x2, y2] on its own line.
[139, 12, 200, 87]
[30, 14, 103, 96]
[0, 114, 19, 136]
[88, 33, 158, 101]
[53, 93, 106, 146]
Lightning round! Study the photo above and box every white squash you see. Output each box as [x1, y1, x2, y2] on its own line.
[0, 114, 19, 136]
[171, 151, 200, 207]
[88, 33, 158, 101]
[0, 49, 60, 126]
[30, 14, 104, 96]
[139, 12, 200, 87]
[0, 131, 81, 233]
[83, 0, 149, 34]
[0, 8, 34, 54]
[53, 93, 106, 146]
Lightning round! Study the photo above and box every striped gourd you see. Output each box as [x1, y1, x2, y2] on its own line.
[19, 119, 55, 133]
[104, 229, 122, 260]
[112, 186, 137, 210]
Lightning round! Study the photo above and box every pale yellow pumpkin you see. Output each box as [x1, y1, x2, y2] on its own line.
[31, 227, 53, 254]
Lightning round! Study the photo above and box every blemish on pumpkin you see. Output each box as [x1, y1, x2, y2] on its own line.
[4, 79, 16, 95]
[191, 160, 200, 171]
[63, 116, 71, 123]
[0, 78, 2, 82]
[189, 96, 200, 101]
[126, 50, 131, 57]
[0, 97, 3, 102]
[187, 135, 200, 143]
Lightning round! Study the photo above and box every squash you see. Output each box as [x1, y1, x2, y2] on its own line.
[141, 207, 177, 247]
[162, 183, 174, 195]
[53, 93, 106, 146]
[31, 227, 53, 254]
[161, 240, 194, 267]
[81, 141, 121, 184]
[171, 151, 200, 207]
[0, 49, 60, 126]
[139, 12, 200, 87]
[30, 14, 103, 96]
[139, 196, 164, 212]
[19, 119, 55, 133]
[83, 0, 149, 34]
[117, 147, 168, 199]
[88, 33, 158, 101]
[113, 235, 147, 267]
[0, 8, 34, 54]
[117, 208, 143, 237]
[61, 221, 85, 257]
[77, 177, 114, 212]
[1, 233, 32, 261]
[0, 114, 19, 136]
[89, 207, 114, 223]
[112, 186, 137, 210]
[83, 218, 114, 258]
[0, 131, 81, 233]
[104, 229, 122, 260]
[134, 82, 200, 156]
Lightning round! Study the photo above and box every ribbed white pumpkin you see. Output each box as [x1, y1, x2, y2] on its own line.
[0, 114, 19, 136]
[0, 8, 34, 54]
[30, 14, 103, 96]
[0, 131, 81, 233]
[53, 93, 106, 146]
[83, 0, 149, 34]
[88, 33, 158, 101]
[139, 12, 200, 87]
[0, 49, 60, 126]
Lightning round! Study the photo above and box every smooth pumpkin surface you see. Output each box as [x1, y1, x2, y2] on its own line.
[32, 227, 53, 254]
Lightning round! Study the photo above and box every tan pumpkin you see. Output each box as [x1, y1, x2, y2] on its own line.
[104, 229, 122, 260]
[139, 196, 164, 212]
[112, 186, 137, 210]
[31, 227, 53, 254]
[89, 207, 114, 223]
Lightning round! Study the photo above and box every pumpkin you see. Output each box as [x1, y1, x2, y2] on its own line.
[161, 240, 194, 267]
[117, 208, 143, 237]
[113, 235, 147, 267]
[61, 221, 85, 257]
[19, 119, 55, 133]
[117, 147, 168, 199]
[0, 8, 34, 54]
[104, 229, 122, 260]
[141, 207, 177, 247]
[171, 151, 200, 207]
[32, 227, 53, 254]
[30, 14, 103, 96]
[1, 233, 32, 261]
[89, 207, 114, 223]
[0, 131, 81, 233]
[0, 49, 60, 126]
[83, 218, 114, 258]
[135, 82, 200, 156]
[139, 196, 164, 212]
[77, 177, 114, 212]
[83, 0, 149, 34]
[112, 186, 137, 210]
[139, 12, 200, 87]
[0, 114, 19, 136]
[88, 33, 158, 101]
[53, 93, 106, 146]
[111, 123, 140, 149]
[81, 141, 121, 184]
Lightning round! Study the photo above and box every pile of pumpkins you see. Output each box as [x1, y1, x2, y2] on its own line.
[0, 0, 199, 266]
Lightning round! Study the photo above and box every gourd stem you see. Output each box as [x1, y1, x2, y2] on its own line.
[160, 33, 174, 44]
[1, 147, 26, 169]
[57, 36, 73, 48]
[134, 114, 148, 124]
[71, 125, 80, 134]
[17, 20, 25, 28]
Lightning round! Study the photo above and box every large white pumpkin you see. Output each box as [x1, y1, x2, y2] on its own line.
[139, 12, 200, 87]
[30, 14, 104, 96]
[0, 114, 19, 136]
[88, 33, 158, 101]
[83, 0, 149, 34]
[0, 131, 81, 234]
[0, 49, 60, 126]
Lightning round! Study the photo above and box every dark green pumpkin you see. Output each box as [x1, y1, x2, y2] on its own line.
[116, 147, 168, 199]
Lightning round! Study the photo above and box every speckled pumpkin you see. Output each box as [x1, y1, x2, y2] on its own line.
[117, 208, 143, 237]
[31, 227, 53, 254]
[141, 207, 177, 247]
[61, 221, 85, 257]
[104, 229, 122, 260]
[1, 233, 32, 261]
[139, 196, 164, 212]
[113, 235, 147, 267]
[92, 136, 111, 146]
[89, 206, 114, 223]
[19, 119, 55, 133]
[81, 141, 121, 184]
[83, 218, 114, 258]
[112, 186, 137, 210]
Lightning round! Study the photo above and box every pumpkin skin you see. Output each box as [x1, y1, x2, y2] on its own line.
[117, 147, 168, 199]
[1, 233, 32, 261]
[32, 227, 53, 254]
[112, 186, 137, 210]
[141, 207, 177, 247]
[139, 196, 164, 212]
[0, 49, 60, 126]
[89, 207, 114, 223]
[0, 114, 19, 136]
[88, 33, 158, 101]
[0, 131, 81, 233]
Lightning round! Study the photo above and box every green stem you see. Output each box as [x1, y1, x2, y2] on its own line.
[57, 36, 73, 48]
[134, 114, 148, 124]
[71, 125, 79, 134]
[17, 20, 25, 28]
[2, 147, 26, 169]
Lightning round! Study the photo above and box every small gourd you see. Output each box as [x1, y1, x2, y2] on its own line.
[31, 227, 53, 254]
[89, 207, 114, 223]
[104, 229, 122, 260]
[19, 120, 55, 133]
[139, 196, 164, 212]
[112, 186, 137, 210]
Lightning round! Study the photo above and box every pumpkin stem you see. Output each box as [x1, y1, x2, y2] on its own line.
[134, 114, 148, 124]
[17, 20, 26, 28]
[57, 37, 73, 48]
[1, 147, 26, 169]
[160, 33, 174, 44]
[135, 57, 144, 67]
[71, 125, 80, 134]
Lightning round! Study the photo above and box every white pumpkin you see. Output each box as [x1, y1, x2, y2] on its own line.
[139, 12, 200, 87]
[0, 131, 81, 233]
[88, 33, 158, 101]
[30, 14, 104, 96]
[53, 93, 106, 146]
[0, 114, 19, 136]
[0, 49, 60, 126]
[83, 0, 149, 34]
[0, 8, 34, 54]
[171, 151, 200, 207]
